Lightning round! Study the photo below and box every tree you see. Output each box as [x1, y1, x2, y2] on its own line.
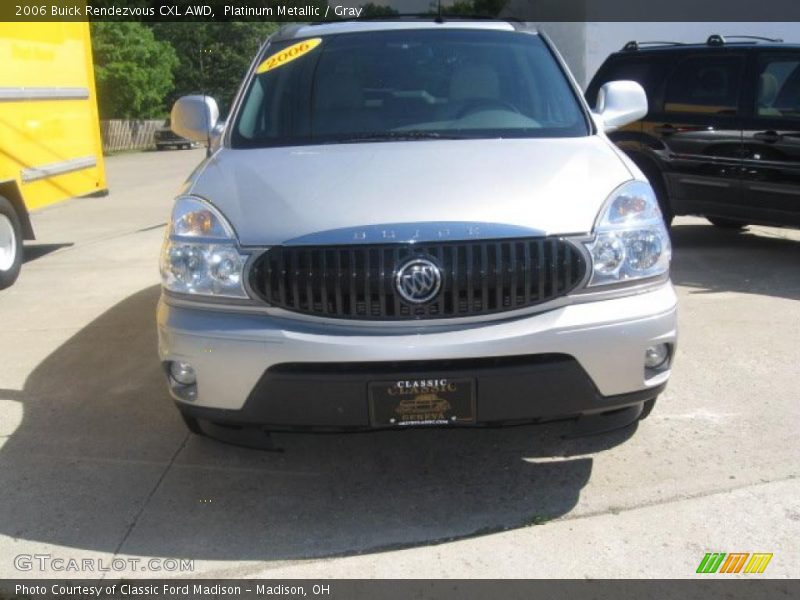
[91, 22, 178, 119]
[149, 22, 280, 118]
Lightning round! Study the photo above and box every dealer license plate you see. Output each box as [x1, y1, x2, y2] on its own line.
[369, 378, 476, 427]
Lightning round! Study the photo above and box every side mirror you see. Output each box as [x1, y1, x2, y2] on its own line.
[170, 95, 219, 143]
[210, 119, 226, 148]
[594, 81, 647, 133]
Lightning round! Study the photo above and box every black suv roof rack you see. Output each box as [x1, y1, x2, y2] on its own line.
[706, 34, 783, 46]
[622, 34, 784, 52]
[622, 40, 685, 51]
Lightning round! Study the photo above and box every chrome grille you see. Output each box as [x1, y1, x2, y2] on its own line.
[249, 238, 586, 320]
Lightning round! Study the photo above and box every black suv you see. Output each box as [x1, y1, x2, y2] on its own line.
[587, 35, 800, 229]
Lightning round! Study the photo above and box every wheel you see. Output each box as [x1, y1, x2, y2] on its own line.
[180, 412, 204, 435]
[0, 196, 23, 290]
[652, 179, 673, 228]
[639, 398, 657, 420]
[636, 161, 673, 227]
[707, 217, 747, 230]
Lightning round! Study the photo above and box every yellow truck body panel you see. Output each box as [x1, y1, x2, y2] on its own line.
[0, 22, 106, 228]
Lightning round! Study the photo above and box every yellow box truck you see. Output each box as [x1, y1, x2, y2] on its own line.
[0, 22, 106, 289]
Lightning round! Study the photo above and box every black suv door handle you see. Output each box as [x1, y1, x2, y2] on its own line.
[653, 124, 676, 135]
[753, 130, 782, 143]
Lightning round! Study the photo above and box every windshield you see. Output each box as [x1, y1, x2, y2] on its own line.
[231, 28, 589, 148]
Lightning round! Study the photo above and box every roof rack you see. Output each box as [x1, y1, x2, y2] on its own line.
[707, 34, 784, 46]
[621, 40, 686, 51]
[623, 35, 785, 52]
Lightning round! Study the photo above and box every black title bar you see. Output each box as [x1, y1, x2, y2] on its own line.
[4, 0, 800, 22]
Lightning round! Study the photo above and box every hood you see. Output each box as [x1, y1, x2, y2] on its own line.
[187, 136, 632, 246]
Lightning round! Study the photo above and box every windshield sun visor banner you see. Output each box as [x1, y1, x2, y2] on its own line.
[256, 38, 322, 74]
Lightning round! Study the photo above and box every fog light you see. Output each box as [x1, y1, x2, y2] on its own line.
[644, 344, 670, 369]
[170, 361, 196, 385]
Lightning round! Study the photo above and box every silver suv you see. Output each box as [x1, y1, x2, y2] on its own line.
[158, 20, 677, 442]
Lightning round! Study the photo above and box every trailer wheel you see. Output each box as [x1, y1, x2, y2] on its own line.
[0, 196, 23, 290]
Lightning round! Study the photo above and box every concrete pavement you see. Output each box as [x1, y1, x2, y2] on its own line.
[0, 148, 798, 578]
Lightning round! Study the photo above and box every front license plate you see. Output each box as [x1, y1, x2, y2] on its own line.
[369, 378, 476, 427]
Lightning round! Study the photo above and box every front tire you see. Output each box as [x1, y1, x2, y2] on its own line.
[180, 412, 204, 435]
[0, 196, 23, 290]
[634, 158, 673, 228]
[708, 217, 747, 230]
[639, 398, 657, 420]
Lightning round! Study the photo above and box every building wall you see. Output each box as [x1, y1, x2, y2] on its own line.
[535, 22, 588, 89]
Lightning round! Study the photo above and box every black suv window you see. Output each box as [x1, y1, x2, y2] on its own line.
[756, 54, 800, 119]
[663, 55, 743, 115]
[586, 56, 669, 111]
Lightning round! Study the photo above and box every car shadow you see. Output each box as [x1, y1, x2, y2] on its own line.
[670, 221, 800, 301]
[22, 243, 74, 264]
[0, 285, 635, 562]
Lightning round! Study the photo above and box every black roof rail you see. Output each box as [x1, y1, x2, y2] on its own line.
[623, 35, 786, 52]
[622, 40, 686, 51]
[707, 34, 784, 46]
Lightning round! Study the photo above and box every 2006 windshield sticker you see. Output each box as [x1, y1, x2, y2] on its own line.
[256, 38, 322, 74]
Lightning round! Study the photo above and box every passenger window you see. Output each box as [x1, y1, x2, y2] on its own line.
[756, 55, 800, 119]
[663, 56, 743, 115]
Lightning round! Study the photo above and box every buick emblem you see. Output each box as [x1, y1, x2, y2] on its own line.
[395, 258, 442, 304]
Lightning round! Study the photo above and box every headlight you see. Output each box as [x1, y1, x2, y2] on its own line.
[160, 196, 249, 298]
[585, 180, 671, 287]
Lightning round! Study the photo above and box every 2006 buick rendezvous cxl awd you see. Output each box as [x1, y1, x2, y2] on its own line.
[157, 20, 677, 445]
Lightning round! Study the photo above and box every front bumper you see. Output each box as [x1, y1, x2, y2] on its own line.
[157, 282, 677, 429]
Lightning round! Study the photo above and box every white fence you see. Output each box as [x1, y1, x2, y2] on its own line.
[100, 119, 164, 153]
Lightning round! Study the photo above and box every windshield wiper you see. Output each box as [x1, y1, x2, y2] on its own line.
[328, 131, 463, 143]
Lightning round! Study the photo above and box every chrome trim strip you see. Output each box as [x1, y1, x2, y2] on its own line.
[162, 290, 573, 331]
[21, 156, 97, 183]
[0, 87, 89, 102]
[162, 278, 674, 331]
[282, 222, 549, 246]
[568, 274, 671, 303]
